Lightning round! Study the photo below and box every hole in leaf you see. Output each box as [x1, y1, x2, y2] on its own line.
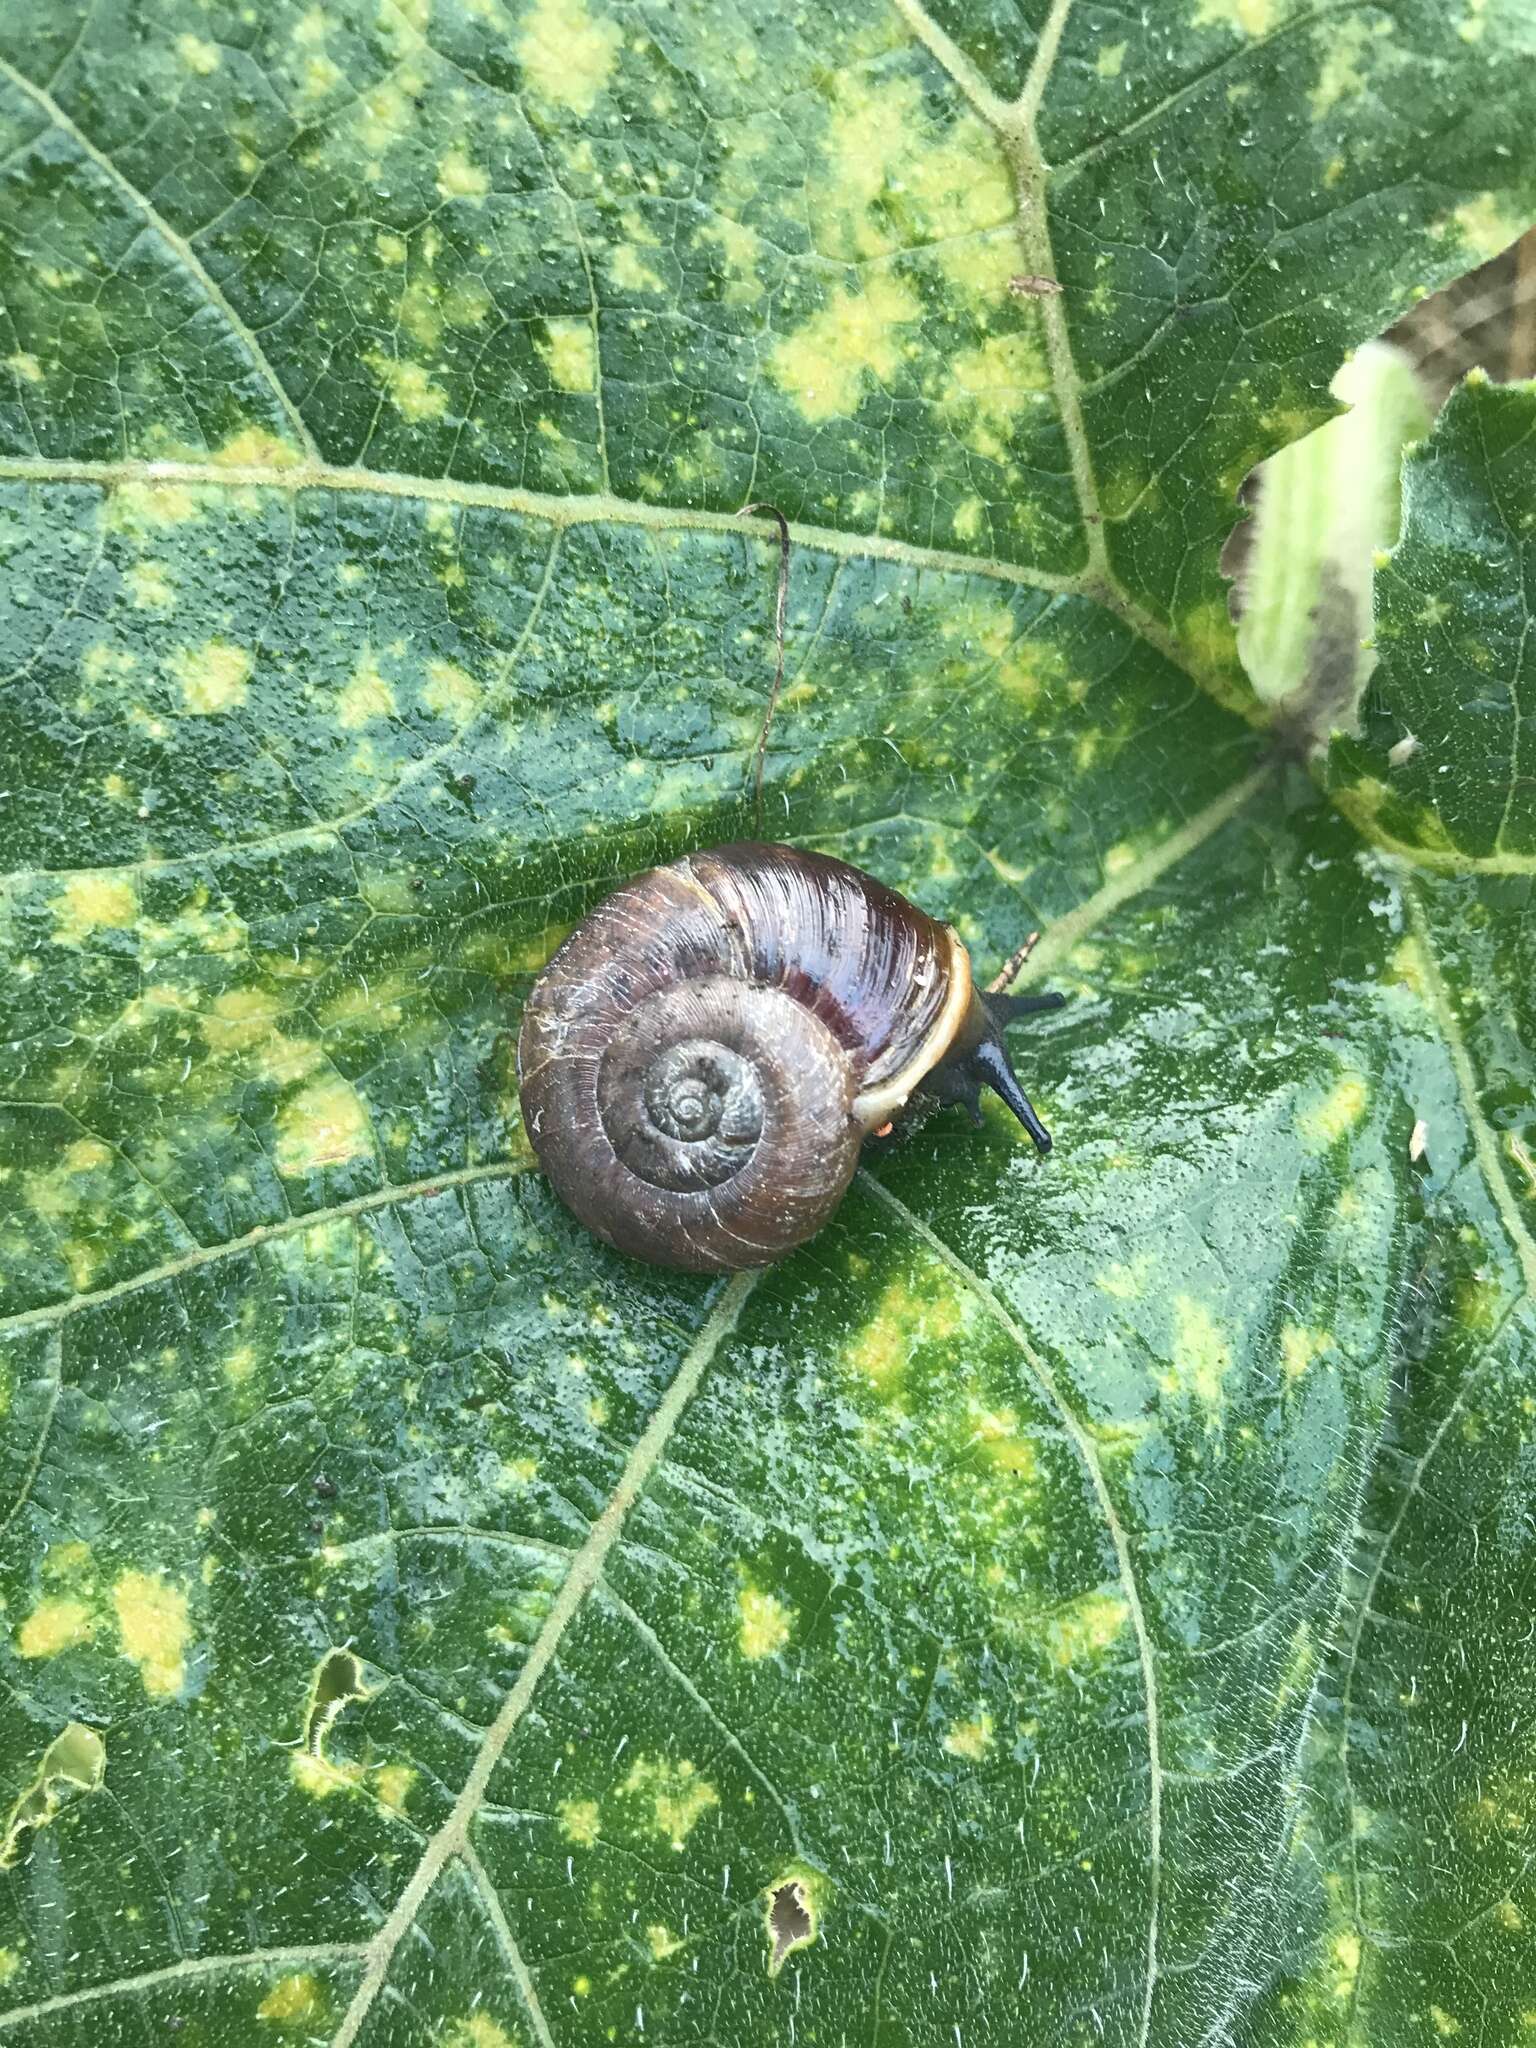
[303, 1647, 372, 1755]
[766, 1879, 815, 1976]
[1, 1722, 106, 1868]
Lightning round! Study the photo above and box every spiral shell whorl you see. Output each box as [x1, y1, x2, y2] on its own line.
[597, 983, 770, 1192]
[517, 846, 966, 1271]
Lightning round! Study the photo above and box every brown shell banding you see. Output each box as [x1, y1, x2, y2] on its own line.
[516, 842, 968, 1271]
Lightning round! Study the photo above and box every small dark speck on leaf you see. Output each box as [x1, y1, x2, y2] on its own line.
[1008, 273, 1062, 296]
[313, 1473, 337, 1499]
[901, 594, 913, 614]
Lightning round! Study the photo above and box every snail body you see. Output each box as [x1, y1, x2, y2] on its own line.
[517, 843, 1059, 1272]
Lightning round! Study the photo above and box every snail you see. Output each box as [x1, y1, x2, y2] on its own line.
[516, 841, 1064, 1272]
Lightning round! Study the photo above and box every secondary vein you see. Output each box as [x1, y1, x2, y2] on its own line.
[327, 1269, 759, 2048]
[0, 58, 320, 462]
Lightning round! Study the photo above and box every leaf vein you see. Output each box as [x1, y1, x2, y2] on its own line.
[855, 1174, 1164, 2048]
[0, 1158, 534, 1339]
[0, 57, 320, 462]
[327, 1270, 759, 2048]
[0, 1946, 367, 2035]
[461, 1841, 557, 2048]
[0, 453, 1083, 594]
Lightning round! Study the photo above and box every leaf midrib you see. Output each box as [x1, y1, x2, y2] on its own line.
[327, 1269, 759, 2048]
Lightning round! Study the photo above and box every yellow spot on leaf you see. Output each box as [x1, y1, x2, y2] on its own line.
[0, 1948, 19, 1986]
[176, 32, 221, 72]
[621, 1756, 719, 1850]
[16, 1599, 94, 1660]
[1452, 192, 1524, 261]
[943, 1713, 994, 1761]
[172, 637, 253, 714]
[846, 1267, 963, 1390]
[6, 351, 43, 384]
[202, 987, 284, 1053]
[214, 426, 301, 470]
[1309, 14, 1383, 119]
[289, 1751, 363, 1798]
[52, 872, 138, 945]
[373, 1764, 416, 1813]
[43, 1540, 92, 1581]
[82, 643, 134, 687]
[646, 1924, 683, 1960]
[112, 1571, 191, 1698]
[444, 2018, 518, 2048]
[366, 352, 449, 422]
[517, 0, 621, 115]
[338, 647, 396, 728]
[609, 242, 665, 294]
[1299, 1073, 1368, 1147]
[559, 1797, 601, 1846]
[300, 51, 343, 98]
[1389, 936, 1429, 999]
[1281, 1324, 1332, 1382]
[1097, 40, 1127, 76]
[1431, 2010, 1461, 2038]
[437, 148, 490, 202]
[808, 71, 1010, 265]
[738, 1586, 792, 1660]
[695, 216, 761, 303]
[975, 1407, 1038, 1478]
[126, 561, 174, 610]
[539, 316, 596, 392]
[942, 330, 1049, 459]
[422, 659, 481, 718]
[952, 497, 984, 541]
[769, 275, 920, 424]
[1161, 1296, 1232, 1406]
[274, 1076, 374, 1175]
[1097, 1253, 1146, 1302]
[355, 74, 419, 156]
[1194, 0, 1279, 31]
[1047, 1590, 1129, 1668]
[1331, 1930, 1361, 1994]
[257, 1973, 328, 2025]
[997, 636, 1066, 711]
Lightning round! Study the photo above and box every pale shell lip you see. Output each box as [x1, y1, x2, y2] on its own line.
[851, 924, 972, 1132]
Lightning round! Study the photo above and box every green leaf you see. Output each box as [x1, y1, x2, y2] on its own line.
[1332, 370, 1536, 865]
[1, 4, 1534, 2046]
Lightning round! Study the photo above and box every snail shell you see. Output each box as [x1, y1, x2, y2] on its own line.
[517, 842, 1047, 1272]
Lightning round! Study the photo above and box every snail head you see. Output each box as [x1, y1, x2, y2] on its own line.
[918, 987, 1065, 1153]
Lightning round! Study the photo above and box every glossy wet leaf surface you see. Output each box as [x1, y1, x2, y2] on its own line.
[1, 4, 1534, 2045]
